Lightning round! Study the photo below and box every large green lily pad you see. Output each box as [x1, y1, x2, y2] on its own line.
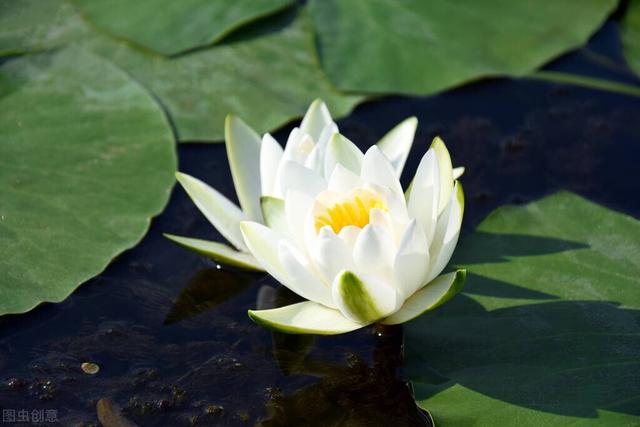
[86, 10, 361, 141]
[72, 0, 295, 56]
[405, 192, 640, 425]
[622, 0, 640, 76]
[0, 47, 176, 316]
[309, 0, 618, 94]
[0, 0, 85, 55]
[0, 0, 360, 141]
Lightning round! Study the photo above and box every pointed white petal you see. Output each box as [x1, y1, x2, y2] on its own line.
[300, 99, 334, 143]
[285, 190, 314, 250]
[175, 172, 247, 251]
[353, 224, 396, 282]
[260, 196, 288, 236]
[248, 301, 365, 335]
[260, 133, 283, 197]
[368, 208, 395, 240]
[376, 117, 418, 177]
[318, 122, 339, 147]
[315, 227, 354, 284]
[361, 146, 403, 196]
[382, 270, 466, 325]
[324, 132, 364, 177]
[240, 221, 289, 281]
[225, 115, 263, 221]
[328, 164, 363, 193]
[278, 161, 327, 199]
[241, 221, 330, 305]
[338, 225, 361, 250]
[393, 219, 430, 297]
[332, 270, 400, 323]
[279, 240, 335, 307]
[426, 181, 465, 283]
[164, 234, 263, 271]
[452, 166, 465, 180]
[431, 137, 454, 215]
[407, 150, 440, 243]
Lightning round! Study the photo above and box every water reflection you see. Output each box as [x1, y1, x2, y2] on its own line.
[255, 285, 432, 426]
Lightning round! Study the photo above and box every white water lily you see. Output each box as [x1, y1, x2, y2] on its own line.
[165, 99, 421, 271]
[241, 137, 466, 334]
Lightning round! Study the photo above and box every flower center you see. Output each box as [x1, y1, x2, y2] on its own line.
[314, 188, 387, 234]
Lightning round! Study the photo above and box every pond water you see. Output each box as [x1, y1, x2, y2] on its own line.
[1, 20, 639, 427]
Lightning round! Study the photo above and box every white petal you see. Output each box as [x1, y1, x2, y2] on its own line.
[392, 219, 430, 298]
[164, 234, 263, 271]
[285, 190, 314, 250]
[332, 270, 400, 323]
[353, 224, 396, 282]
[260, 196, 288, 236]
[382, 270, 466, 325]
[225, 115, 263, 221]
[279, 240, 335, 308]
[453, 166, 465, 180]
[361, 146, 403, 196]
[324, 132, 364, 177]
[175, 172, 247, 251]
[431, 137, 454, 215]
[327, 163, 363, 193]
[318, 122, 339, 147]
[260, 133, 283, 197]
[314, 227, 354, 284]
[369, 208, 395, 241]
[338, 225, 361, 250]
[278, 161, 327, 199]
[241, 221, 332, 306]
[407, 150, 440, 243]
[248, 301, 365, 335]
[426, 181, 465, 284]
[300, 99, 334, 143]
[306, 123, 338, 175]
[376, 117, 418, 177]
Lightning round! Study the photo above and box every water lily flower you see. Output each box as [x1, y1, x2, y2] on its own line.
[165, 100, 421, 271]
[241, 137, 466, 334]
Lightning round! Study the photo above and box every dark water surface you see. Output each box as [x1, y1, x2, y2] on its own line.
[1, 20, 639, 427]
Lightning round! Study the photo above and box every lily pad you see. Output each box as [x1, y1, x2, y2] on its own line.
[0, 47, 176, 316]
[87, 10, 361, 141]
[0, 0, 360, 141]
[622, 0, 640, 76]
[72, 0, 295, 56]
[405, 192, 640, 425]
[309, 0, 618, 94]
[0, 0, 86, 56]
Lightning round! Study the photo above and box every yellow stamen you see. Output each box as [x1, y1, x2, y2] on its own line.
[314, 189, 387, 234]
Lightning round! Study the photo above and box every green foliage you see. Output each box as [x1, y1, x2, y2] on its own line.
[310, 0, 618, 94]
[72, 0, 294, 55]
[0, 48, 176, 315]
[622, 0, 640, 76]
[405, 192, 640, 425]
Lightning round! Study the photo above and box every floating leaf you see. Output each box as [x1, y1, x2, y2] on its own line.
[0, 47, 176, 316]
[310, 0, 618, 94]
[72, 0, 295, 56]
[405, 192, 640, 425]
[622, 0, 640, 76]
[0, 1, 360, 141]
[0, 0, 85, 55]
